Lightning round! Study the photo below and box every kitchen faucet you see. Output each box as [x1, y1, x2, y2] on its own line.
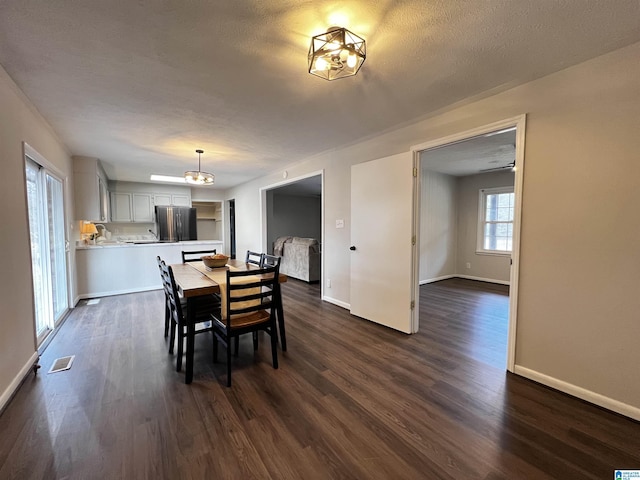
[148, 229, 158, 240]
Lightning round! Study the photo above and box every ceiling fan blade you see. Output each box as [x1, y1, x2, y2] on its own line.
[480, 160, 515, 172]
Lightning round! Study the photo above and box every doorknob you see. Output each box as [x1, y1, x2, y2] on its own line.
[349, 246, 356, 251]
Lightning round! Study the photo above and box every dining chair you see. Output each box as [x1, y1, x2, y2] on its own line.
[182, 249, 216, 263]
[163, 261, 221, 377]
[260, 254, 286, 351]
[245, 250, 263, 266]
[211, 264, 280, 386]
[156, 256, 172, 338]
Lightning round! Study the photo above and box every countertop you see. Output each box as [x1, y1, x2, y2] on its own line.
[76, 240, 223, 250]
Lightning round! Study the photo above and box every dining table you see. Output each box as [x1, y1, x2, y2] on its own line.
[170, 258, 287, 384]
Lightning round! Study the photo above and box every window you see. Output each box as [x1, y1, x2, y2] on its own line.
[477, 187, 514, 254]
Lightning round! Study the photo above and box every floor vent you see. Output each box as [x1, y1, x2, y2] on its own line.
[48, 355, 75, 374]
[86, 299, 100, 305]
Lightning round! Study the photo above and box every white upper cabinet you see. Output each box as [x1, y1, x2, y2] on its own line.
[132, 194, 154, 222]
[154, 193, 191, 206]
[110, 192, 133, 222]
[73, 156, 109, 221]
[171, 194, 191, 206]
[108, 181, 192, 222]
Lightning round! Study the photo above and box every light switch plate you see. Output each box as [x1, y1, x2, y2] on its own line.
[335, 219, 344, 228]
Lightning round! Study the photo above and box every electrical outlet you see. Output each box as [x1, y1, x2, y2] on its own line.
[327, 278, 332, 288]
[466, 262, 471, 269]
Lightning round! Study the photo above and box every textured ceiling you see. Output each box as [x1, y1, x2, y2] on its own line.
[1, 1, 638, 188]
[421, 129, 516, 176]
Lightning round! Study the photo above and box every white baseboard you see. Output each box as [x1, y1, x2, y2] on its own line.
[456, 274, 510, 286]
[420, 274, 456, 285]
[322, 296, 350, 310]
[76, 285, 162, 301]
[514, 365, 640, 422]
[0, 351, 39, 413]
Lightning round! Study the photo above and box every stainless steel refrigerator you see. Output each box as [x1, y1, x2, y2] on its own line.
[155, 206, 197, 242]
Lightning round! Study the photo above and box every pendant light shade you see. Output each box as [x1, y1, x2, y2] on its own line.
[308, 27, 366, 81]
[184, 149, 215, 186]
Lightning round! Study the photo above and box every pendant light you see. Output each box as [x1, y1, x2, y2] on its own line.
[184, 149, 215, 186]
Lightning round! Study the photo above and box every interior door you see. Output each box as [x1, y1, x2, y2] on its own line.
[350, 152, 416, 333]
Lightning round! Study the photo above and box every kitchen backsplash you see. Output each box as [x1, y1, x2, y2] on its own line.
[102, 222, 155, 235]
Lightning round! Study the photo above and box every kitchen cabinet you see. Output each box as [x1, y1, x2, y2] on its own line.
[75, 241, 224, 298]
[154, 193, 191, 207]
[73, 156, 109, 221]
[108, 181, 191, 222]
[132, 194, 154, 222]
[110, 192, 132, 222]
[110, 193, 155, 222]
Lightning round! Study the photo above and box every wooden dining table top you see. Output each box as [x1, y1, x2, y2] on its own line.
[170, 259, 287, 298]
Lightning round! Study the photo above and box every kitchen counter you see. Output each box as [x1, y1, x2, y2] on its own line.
[75, 240, 224, 300]
[76, 240, 222, 250]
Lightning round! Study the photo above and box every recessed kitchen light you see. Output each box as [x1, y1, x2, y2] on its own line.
[150, 174, 187, 184]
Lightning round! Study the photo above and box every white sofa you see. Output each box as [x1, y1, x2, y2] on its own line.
[276, 237, 321, 283]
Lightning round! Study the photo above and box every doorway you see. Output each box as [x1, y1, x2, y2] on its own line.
[412, 115, 526, 371]
[24, 144, 70, 347]
[260, 172, 323, 295]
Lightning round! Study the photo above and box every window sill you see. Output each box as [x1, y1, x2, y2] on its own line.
[475, 250, 511, 257]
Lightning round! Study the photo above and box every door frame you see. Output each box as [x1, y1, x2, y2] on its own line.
[259, 170, 324, 295]
[410, 114, 526, 372]
[226, 199, 236, 259]
[23, 142, 72, 348]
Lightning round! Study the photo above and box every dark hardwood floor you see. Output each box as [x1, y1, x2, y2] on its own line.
[0, 278, 638, 479]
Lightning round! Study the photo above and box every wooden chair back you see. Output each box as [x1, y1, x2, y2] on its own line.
[182, 249, 217, 263]
[224, 265, 279, 327]
[164, 263, 184, 325]
[245, 250, 263, 266]
[260, 253, 281, 268]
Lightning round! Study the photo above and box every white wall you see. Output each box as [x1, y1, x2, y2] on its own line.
[266, 193, 322, 253]
[226, 42, 640, 416]
[419, 170, 514, 284]
[456, 171, 514, 282]
[0, 65, 74, 409]
[419, 170, 457, 282]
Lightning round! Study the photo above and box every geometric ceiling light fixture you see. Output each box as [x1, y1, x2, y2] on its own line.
[308, 27, 366, 80]
[184, 149, 215, 186]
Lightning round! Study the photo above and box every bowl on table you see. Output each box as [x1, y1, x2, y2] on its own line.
[201, 254, 229, 268]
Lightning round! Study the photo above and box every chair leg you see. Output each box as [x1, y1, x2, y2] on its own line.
[169, 321, 176, 354]
[176, 326, 183, 372]
[277, 303, 286, 352]
[164, 302, 170, 338]
[270, 323, 279, 369]
[185, 322, 195, 384]
[226, 334, 232, 387]
[253, 331, 258, 351]
[212, 331, 218, 363]
[275, 286, 286, 351]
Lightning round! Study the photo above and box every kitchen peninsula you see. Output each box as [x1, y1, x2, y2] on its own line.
[76, 240, 223, 300]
